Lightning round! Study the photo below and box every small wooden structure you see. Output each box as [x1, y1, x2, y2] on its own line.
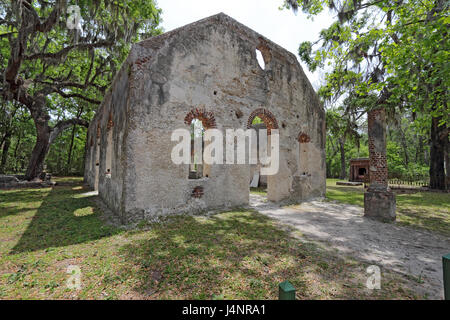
[349, 158, 369, 182]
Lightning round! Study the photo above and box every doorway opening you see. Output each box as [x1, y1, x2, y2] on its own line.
[247, 108, 279, 203]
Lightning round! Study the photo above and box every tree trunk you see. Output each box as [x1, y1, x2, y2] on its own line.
[24, 107, 89, 180]
[66, 108, 83, 174]
[0, 132, 12, 173]
[25, 118, 51, 180]
[429, 116, 447, 190]
[66, 124, 77, 174]
[339, 137, 346, 179]
[13, 131, 21, 173]
[399, 126, 409, 167]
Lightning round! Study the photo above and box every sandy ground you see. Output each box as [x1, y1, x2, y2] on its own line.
[249, 194, 450, 299]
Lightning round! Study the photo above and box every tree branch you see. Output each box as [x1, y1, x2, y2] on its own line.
[54, 89, 102, 104]
[25, 41, 113, 61]
[49, 118, 90, 144]
[0, 32, 18, 39]
[22, 0, 62, 33]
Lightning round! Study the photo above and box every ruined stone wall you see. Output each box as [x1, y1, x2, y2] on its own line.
[85, 13, 326, 223]
[84, 57, 131, 220]
[97, 61, 131, 219]
[84, 117, 99, 188]
[118, 14, 325, 222]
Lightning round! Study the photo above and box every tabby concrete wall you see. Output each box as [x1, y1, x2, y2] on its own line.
[98, 61, 130, 220]
[85, 13, 326, 223]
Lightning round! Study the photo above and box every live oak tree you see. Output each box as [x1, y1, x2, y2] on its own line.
[0, 100, 19, 173]
[284, 0, 449, 189]
[0, 0, 161, 180]
[382, 0, 449, 189]
[326, 105, 361, 179]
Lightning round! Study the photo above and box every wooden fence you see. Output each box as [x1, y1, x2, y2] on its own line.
[388, 177, 428, 187]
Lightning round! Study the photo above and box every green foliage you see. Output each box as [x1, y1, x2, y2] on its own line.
[285, 0, 448, 122]
[251, 116, 264, 125]
[325, 106, 362, 178]
[0, 0, 162, 175]
[326, 113, 430, 180]
[285, 0, 448, 188]
[46, 125, 87, 175]
[0, 101, 36, 173]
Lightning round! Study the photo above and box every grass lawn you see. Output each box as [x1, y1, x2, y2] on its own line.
[326, 179, 450, 236]
[0, 179, 426, 299]
[52, 176, 87, 184]
[249, 187, 268, 196]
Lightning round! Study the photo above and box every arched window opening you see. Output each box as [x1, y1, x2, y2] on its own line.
[255, 39, 271, 71]
[189, 118, 204, 179]
[247, 108, 278, 135]
[255, 49, 265, 70]
[184, 108, 216, 180]
[89, 136, 94, 171]
[94, 123, 101, 190]
[95, 127, 101, 167]
[247, 108, 279, 192]
[105, 112, 114, 178]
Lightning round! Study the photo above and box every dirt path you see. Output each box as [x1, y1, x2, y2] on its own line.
[249, 194, 449, 299]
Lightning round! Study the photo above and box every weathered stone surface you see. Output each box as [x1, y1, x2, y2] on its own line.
[0, 175, 19, 189]
[0, 175, 19, 184]
[364, 190, 396, 222]
[0, 175, 56, 189]
[84, 13, 326, 223]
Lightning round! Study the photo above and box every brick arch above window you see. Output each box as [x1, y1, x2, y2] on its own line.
[247, 108, 279, 134]
[297, 132, 311, 143]
[184, 108, 217, 129]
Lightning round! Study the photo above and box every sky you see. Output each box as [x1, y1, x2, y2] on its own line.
[157, 0, 334, 89]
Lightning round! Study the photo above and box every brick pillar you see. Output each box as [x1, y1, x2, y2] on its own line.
[367, 108, 388, 190]
[364, 108, 396, 221]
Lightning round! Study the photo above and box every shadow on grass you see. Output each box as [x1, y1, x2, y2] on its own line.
[118, 209, 414, 300]
[396, 192, 450, 208]
[327, 184, 449, 235]
[250, 187, 267, 195]
[10, 184, 120, 254]
[398, 208, 450, 236]
[0, 189, 51, 218]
